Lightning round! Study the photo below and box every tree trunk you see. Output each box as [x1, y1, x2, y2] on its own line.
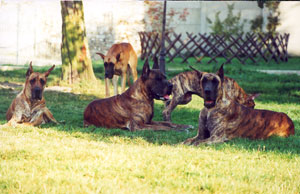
[61, 0, 96, 84]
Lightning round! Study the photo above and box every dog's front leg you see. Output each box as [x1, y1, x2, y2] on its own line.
[184, 110, 208, 145]
[113, 75, 119, 95]
[105, 78, 110, 97]
[190, 133, 228, 145]
[121, 71, 127, 93]
[5, 105, 31, 127]
[162, 97, 180, 122]
[43, 107, 59, 124]
[128, 119, 177, 131]
[151, 121, 193, 132]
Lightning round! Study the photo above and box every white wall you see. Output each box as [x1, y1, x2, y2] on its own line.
[277, 2, 300, 56]
[0, 0, 299, 66]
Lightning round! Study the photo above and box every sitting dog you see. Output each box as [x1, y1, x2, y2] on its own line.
[84, 59, 192, 131]
[96, 43, 138, 97]
[5, 62, 58, 127]
[163, 67, 259, 121]
[184, 64, 294, 145]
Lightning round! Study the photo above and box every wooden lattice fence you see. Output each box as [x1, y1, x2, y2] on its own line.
[138, 32, 290, 64]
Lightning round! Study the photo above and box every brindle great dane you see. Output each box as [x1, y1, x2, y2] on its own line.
[84, 59, 193, 131]
[184, 64, 295, 145]
[163, 66, 259, 122]
[5, 62, 58, 127]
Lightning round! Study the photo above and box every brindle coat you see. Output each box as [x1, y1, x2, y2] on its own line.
[163, 68, 258, 121]
[5, 62, 57, 127]
[96, 43, 138, 97]
[83, 59, 192, 131]
[184, 65, 295, 145]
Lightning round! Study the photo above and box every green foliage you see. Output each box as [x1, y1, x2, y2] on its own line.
[250, 15, 263, 34]
[250, 1, 281, 35]
[265, 2, 280, 35]
[143, 1, 189, 33]
[206, 3, 246, 37]
[0, 58, 300, 193]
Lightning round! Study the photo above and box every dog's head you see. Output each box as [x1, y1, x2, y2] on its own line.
[244, 93, 260, 108]
[25, 62, 55, 100]
[141, 58, 173, 101]
[199, 64, 224, 109]
[96, 52, 122, 79]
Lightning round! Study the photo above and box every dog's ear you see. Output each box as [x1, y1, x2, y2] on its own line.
[217, 64, 224, 82]
[189, 66, 202, 78]
[96, 53, 105, 60]
[142, 59, 150, 81]
[26, 61, 33, 78]
[248, 93, 260, 100]
[45, 65, 55, 77]
[152, 56, 159, 69]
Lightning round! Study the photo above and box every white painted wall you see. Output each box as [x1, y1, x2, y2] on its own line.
[0, 0, 299, 66]
[277, 2, 300, 57]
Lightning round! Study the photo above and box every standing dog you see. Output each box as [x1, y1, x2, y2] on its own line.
[84, 59, 192, 131]
[163, 68, 259, 121]
[5, 62, 58, 127]
[184, 65, 295, 145]
[96, 43, 138, 97]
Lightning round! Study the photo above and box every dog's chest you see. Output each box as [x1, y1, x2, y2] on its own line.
[205, 109, 226, 132]
[19, 101, 32, 121]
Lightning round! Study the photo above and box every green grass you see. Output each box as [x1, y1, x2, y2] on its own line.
[0, 58, 300, 193]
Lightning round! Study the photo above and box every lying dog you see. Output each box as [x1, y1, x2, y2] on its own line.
[184, 64, 294, 145]
[96, 43, 138, 97]
[84, 59, 192, 131]
[163, 67, 259, 121]
[5, 62, 58, 127]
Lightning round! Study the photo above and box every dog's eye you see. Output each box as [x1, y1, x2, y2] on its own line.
[104, 63, 108, 67]
[202, 77, 207, 83]
[30, 78, 36, 85]
[212, 78, 219, 84]
[40, 79, 45, 85]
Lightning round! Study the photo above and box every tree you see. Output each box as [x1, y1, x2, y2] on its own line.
[265, 1, 280, 35]
[61, 0, 96, 84]
[206, 3, 246, 38]
[143, 1, 189, 33]
[251, 1, 280, 35]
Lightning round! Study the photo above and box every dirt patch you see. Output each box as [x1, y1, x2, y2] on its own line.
[0, 81, 23, 90]
[0, 81, 72, 94]
[258, 70, 300, 76]
[45, 86, 72, 93]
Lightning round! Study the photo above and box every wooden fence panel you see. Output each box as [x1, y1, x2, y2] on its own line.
[138, 32, 289, 65]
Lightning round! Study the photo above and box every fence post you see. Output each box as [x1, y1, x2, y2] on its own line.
[159, 0, 166, 74]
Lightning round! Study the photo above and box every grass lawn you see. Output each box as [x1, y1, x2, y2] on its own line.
[0, 58, 300, 193]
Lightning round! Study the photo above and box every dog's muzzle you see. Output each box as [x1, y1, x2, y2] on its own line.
[32, 87, 42, 100]
[105, 72, 114, 79]
[156, 82, 173, 101]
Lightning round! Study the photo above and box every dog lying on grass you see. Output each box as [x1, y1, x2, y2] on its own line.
[5, 62, 58, 127]
[84, 59, 193, 131]
[184, 64, 295, 145]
